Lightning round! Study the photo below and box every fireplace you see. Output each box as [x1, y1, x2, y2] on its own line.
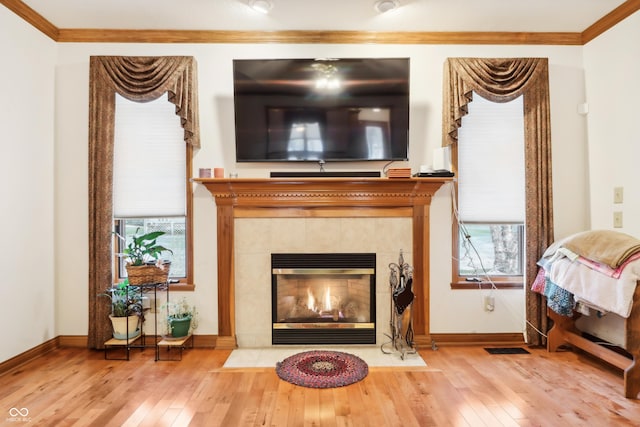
[194, 177, 451, 349]
[272, 253, 376, 345]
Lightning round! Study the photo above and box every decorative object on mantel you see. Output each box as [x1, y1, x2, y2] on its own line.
[382, 249, 417, 359]
[115, 228, 173, 285]
[276, 350, 368, 388]
[386, 168, 412, 178]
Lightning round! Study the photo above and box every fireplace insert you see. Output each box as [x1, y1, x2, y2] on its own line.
[272, 253, 376, 345]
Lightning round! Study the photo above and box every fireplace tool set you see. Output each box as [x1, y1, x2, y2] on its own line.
[382, 250, 417, 360]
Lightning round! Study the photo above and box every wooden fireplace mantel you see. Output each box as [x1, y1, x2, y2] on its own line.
[193, 177, 452, 349]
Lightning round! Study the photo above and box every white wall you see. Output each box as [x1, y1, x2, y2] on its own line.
[584, 11, 640, 235]
[574, 11, 640, 345]
[52, 42, 590, 342]
[0, 7, 57, 361]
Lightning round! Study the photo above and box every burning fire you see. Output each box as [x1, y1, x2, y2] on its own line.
[306, 286, 333, 312]
[307, 288, 316, 311]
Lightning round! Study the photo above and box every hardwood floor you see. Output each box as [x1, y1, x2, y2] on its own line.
[1, 345, 639, 426]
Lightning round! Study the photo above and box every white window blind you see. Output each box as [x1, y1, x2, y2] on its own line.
[457, 92, 525, 223]
[113, 93, 186, 218]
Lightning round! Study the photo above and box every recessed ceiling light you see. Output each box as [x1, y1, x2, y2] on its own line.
[374, 0, 399, 14]
[249, 0, 273, 14]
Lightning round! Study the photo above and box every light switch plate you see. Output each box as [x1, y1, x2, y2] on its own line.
[614, 187, 624, 204]
[614, 211, 623, 228]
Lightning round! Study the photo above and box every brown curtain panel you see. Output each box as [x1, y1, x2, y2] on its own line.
[88, 56, 199, 349]
[442, 58, 553, 346]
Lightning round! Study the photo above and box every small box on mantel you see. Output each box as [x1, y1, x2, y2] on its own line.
[386, 168, 412, 178]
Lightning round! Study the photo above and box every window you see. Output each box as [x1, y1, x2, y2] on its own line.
[113, 93, 192, 286]
[115, 218, 186, 278]
[458, 223, 524, 277]
[452, 92, 525, 288]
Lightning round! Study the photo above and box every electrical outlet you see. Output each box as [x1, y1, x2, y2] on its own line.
[484, 296, 495, 312]
[614, 211, 623, 228]
[614, 187, 624, 204]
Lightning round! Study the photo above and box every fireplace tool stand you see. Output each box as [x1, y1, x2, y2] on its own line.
[381, 250, 417, 360]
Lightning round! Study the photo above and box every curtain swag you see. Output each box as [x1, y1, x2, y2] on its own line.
[442, 57, 553, 346]
[443, 57, 547, 145]
[88, 56, 199, 349]
[92, 56, 200, 147]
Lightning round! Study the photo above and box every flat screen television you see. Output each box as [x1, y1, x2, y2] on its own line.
[233, 58, 410, 162]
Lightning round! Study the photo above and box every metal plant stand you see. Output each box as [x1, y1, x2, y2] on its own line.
[104, 281, 167, 360]
[381, 250, 417, 360]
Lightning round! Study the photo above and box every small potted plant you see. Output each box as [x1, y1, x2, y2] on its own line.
[100, 280, 144, 340]
[115, 228, 173, 285]
[163, 297, 198, 339]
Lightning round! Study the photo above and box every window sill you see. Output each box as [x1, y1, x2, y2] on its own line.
[450, 281, 523, 290]
[168, 283, 195, 291]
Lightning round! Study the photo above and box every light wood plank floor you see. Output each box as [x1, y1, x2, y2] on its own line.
[1, 345, 639, 426]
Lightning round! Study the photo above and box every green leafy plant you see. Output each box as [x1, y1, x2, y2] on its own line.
[99, 280, 144, 319]
[165, 297, 197, 320]
[116, 228, 173, 266]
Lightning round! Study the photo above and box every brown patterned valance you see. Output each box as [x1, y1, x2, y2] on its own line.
[91, 56, 199, 147]
[442, 57, 548, 145]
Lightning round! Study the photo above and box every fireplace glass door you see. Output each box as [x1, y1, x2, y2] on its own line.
[272, 253, 376, 344]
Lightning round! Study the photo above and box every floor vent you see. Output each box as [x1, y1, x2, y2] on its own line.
[484, 347, 530, 355]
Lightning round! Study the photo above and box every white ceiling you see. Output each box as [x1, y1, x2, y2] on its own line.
[18, 0, 628, 33]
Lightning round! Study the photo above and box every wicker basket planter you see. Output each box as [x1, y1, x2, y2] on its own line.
[126, 262, 171, 285]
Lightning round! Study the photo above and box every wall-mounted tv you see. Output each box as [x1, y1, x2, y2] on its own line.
[233, 58, 410, 162]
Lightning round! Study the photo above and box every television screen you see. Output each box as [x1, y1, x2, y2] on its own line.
[233, 58, 410, 162]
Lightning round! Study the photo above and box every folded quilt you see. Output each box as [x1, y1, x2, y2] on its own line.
[560, 230, 640, 268]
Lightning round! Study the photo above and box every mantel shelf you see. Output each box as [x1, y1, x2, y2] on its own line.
[193, 176, 452, 349]
[192, 177, 452, 208]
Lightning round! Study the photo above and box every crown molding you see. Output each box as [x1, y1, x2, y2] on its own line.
[1, 0, 58, 39]
[54, 29, 584, 45]
[582, 0, 640, 44]
[1, 0, 638, 45]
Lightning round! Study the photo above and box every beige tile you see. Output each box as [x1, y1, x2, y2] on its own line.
[270, 218, 307, 252]
[223, 346, 426, 368]
[374, 217, 412, 253]
[305, 218, 341, 252]
[338, 218, 377, 251]
[235, 253, 269, 294]
[235, 218, 271, 253]
[234, 217, 411, 347]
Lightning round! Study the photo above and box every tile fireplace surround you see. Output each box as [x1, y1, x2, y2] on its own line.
[194, 177, 451, 349]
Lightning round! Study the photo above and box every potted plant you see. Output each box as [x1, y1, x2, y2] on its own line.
[115, 228, 173, 285]
[163, 297, 198, 339]
[100, 280, 144, 340]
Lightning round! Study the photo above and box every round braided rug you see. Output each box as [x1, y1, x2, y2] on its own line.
[275, 350, 368, 388]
